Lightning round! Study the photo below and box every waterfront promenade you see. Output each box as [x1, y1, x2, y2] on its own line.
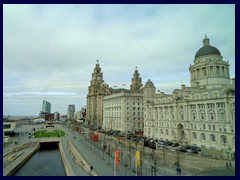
[3, 124, 235, 176]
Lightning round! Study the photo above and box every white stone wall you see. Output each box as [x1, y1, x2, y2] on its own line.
[102, 92, 144, 132]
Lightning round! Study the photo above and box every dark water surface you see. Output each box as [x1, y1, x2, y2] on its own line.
[14, 148, 66, 176]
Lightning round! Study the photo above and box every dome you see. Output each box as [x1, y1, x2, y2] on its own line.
[145, 79, 154, 87]
[195, 46, 221, 58]
[195, 35, 221, 59]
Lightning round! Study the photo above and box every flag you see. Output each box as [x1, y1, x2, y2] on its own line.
[136, 150, 140, 167]
[115, 150, 119, 166]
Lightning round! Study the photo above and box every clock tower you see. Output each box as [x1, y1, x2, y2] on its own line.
[88, 60, 104, 95]
[130, 66, 143, 91]
[86, 60, 107, 128]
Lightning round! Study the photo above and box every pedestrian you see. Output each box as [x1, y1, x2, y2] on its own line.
[226, 162, 229, 169]
[229, 162, 232, 168]
[90, 165, 93, 173]
[179, 167, 182, 174]
[176, 166, 179, 174]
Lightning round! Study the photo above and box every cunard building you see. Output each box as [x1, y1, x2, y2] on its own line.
[86, 61, 142, 128]
[102, 68, 144, 132]
[143, 36, 235, 152]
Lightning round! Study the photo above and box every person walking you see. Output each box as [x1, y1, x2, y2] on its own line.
[226, 162, 229, 169]
[176, 166, 179, 174]
[179, 167, 182, 174]
[229, 162, 232, 168]
[90, 165, 93, 174]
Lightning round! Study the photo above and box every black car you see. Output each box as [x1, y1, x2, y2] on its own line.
[172, 143, 179, 147]
[190, 150, 199, 154]
[191, 146, 201, 151]
[179, 149, 188, 153]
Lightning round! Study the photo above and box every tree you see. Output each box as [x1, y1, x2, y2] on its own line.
[149, 148, 161, 176]
[126, 139, 135, 169]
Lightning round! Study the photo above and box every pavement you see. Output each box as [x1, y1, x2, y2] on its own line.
[3, 124, 236, 176]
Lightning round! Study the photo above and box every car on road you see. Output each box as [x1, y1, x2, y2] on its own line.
[190, 150, 199, 154]
[191, 146, 201, 151]
[3, 136, 12, 144]
[172, 143, 179, 147]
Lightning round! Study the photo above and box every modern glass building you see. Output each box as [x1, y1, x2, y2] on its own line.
[42, 100, 51, 114]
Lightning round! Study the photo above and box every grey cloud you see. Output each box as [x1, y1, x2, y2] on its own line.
[3, 4, 235, 116]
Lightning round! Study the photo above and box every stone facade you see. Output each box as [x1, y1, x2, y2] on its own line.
[86, 61, 145, 131]
[102, 68, 144, 132]
[86, 60, 109, 127]
[143, 36, 235, 152]
[102, 91, 144, 132]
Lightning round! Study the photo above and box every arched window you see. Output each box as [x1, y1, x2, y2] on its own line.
[192, 132, 197, 139]
[210, 134, 216, 142]
[166, 129, 169, 135]
[171, 130, 176, 137]
[179, 111, 184, 120]
[200, 111, 205, 121]
[192, 111, 196, 121]
[200, 133, 205, 140]
[220, 135, 227, 144]
[160, 129, 163, 135]
[218, 110, 226, 121]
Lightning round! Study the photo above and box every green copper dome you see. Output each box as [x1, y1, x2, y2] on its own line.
[195, 35, 221, 59]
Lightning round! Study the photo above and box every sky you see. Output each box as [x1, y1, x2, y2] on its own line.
[3, 4, 235, 116]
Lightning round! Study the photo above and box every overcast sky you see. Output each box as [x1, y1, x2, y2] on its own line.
[3, 4, 235, 116]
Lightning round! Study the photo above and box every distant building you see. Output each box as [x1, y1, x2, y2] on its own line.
[42, 100, 51, 114]
[40, 100, 51, 120]
[54, 112, 60, 120]
[67, 104, 75, 120]
[143, 36, 235, 152]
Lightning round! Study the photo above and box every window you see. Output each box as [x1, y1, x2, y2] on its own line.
[210, 112, 215, 120]
[166, 129, 169, 135]
[192, 132, 197, 139]
[192, 112, 196, 120]
[210, 134, 216, 142]
[201, 133, 205, 140]
[213, 125, 215, 131]
[217, 102, 225, 108]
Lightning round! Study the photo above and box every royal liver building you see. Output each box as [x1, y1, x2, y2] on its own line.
[143, 36, 235, 151]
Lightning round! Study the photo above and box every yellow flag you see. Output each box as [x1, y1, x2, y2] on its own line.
[136, 150, 140, 167]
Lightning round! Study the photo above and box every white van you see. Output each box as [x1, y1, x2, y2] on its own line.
[3, 136, 12, 144]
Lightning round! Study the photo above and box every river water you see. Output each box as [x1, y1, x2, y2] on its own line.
[14, 143, 66, 176]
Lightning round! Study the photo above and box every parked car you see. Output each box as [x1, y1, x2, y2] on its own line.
[3, 137, 12, 144]
[172, 143, 179, 147]
[179, 149, 188, 153]
[190, 150, 199, 154]
[191, 146, 201, 151]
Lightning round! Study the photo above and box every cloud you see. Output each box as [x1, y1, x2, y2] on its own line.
[3, 4, 235, 116]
